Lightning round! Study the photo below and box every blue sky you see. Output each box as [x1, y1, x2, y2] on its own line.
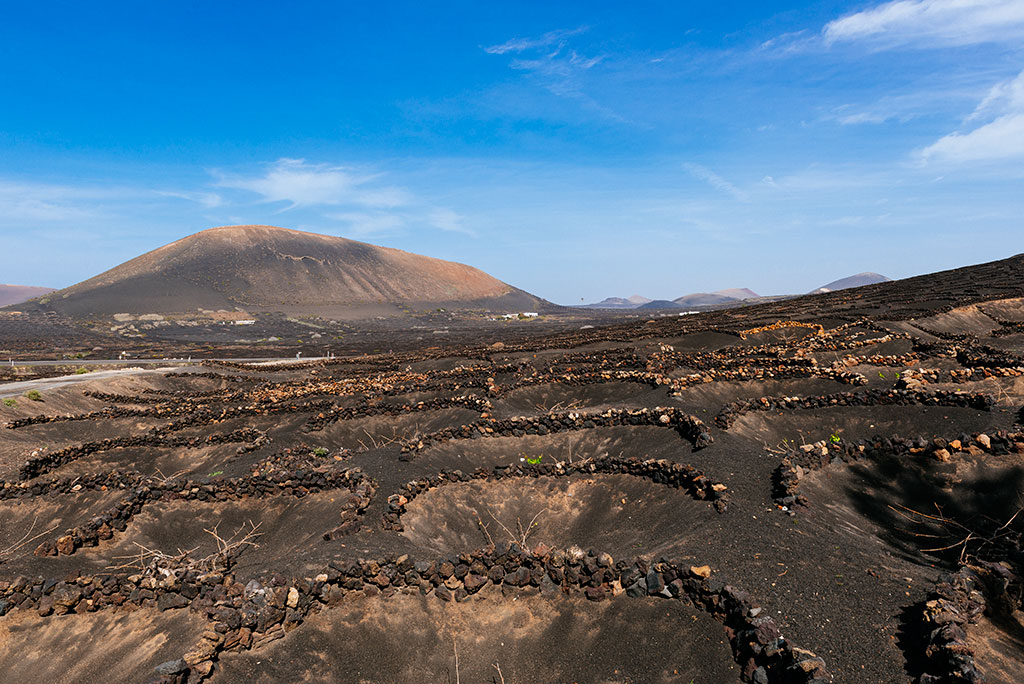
[1, 1, 1022, 304]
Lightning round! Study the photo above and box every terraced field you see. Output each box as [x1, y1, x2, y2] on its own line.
[2, 259, 1024, 683]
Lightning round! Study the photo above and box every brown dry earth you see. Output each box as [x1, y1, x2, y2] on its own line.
[1, 257, 1024, 683]
[17, 225, 549, 316]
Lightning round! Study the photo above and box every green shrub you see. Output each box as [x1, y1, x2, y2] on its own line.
[24, 390, 41, 401]
[2, 398, 16, 407]
[312, 447, 329, 457]
[75, 367, 90, 375]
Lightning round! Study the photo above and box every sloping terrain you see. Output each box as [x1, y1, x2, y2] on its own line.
[0, 284, 54, 308]
[14, 225, 548, 316]
[811, 273, 891, 294]
[638, 298, 684, 309]
[1, 253, 1023, 683]
[580, 296, 642, 309]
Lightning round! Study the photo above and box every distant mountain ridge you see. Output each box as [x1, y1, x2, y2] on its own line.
[637, 299, 684, 310]
[809, 272, 891, 294]
[579, 273, 893, 310]
[0, 284, 55, 308]
[581, 297, 640, 309]
[582, 288, 760, 310]
[673, 289, 760, 308]
[578, 294, 654, 309]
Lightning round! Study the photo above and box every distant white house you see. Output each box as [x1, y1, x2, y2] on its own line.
[500, 312, 539, 320]
[234, 320, 257, 325]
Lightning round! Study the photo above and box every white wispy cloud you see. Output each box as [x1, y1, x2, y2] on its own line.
[0, 160, 475, 247]
[759, 29, 813, 53]
[831, 97, 926, 125]
[154, 190, 224, 208]
[484, 26, 612, 112]
[508, 49, 605, 96]
[0, 180, 172, 223]
[325, 207, 474, 238]
[0, 181, 99, 222]
[919, 69, 1024, 162]
[965, 68, 1024, 121]
[826, 80, 988, 125]
[683, 163, 749, 202]
[483, 27, 588, 55]
[919, 113, 1024, 162]
[326, 212, 407, 237]
[214, 158, 410, 210]
[427, 208, 474, 235]
[823, 0, 1024, 48]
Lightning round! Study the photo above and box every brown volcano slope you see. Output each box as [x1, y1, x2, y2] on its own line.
[24, 225, 548, 316]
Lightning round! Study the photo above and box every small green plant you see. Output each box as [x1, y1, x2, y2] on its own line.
[525, 454, 543, 465]
[74, 367, 90, 375]
[23, 390, 41, 401]
[2, 398, 16, 407]
[312, 447, 329, 457]
[208, 470, 224, 478]
[878, 371, 885, 379]
[829, 432, 841, 444]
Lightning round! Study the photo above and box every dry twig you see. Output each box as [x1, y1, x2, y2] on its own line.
[0, 514, 57, 564]
[888, 501, 1023, 564]
[106, 520, 263, 572]
[453, 637, 460, 684]
[486, 507, 546, 547]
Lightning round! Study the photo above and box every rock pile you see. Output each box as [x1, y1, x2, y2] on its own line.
[18, 428, 269, 480]
[383, 455, 729, 530]
[913, 566, 988, 684]
[0, 467, 376, 557]
[774, 430, 1024, 509]
[715, 389, 993, 430]
[0, 544, 834, 684]
[398, 407, 713, 457]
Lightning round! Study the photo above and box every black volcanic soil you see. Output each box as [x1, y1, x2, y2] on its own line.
[1, 254, 1024, 683]
[0, 607, 205, 682]
[216, 591, 740, 684]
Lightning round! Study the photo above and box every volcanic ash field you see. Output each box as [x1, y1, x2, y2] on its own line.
[2, 278, 1024, 683]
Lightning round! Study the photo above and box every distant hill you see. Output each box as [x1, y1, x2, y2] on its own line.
[672, 288, 760, 308]
[580, 297, 641, 309]
[810, 272, 890, 294]
[14, 225, 550, 316]
[0, 284, 55, 308]
[711, 288, 759, 300]
[637, 299, 683, 310]
[578, 294, 653, 309]
[581, 290, 756, 310]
